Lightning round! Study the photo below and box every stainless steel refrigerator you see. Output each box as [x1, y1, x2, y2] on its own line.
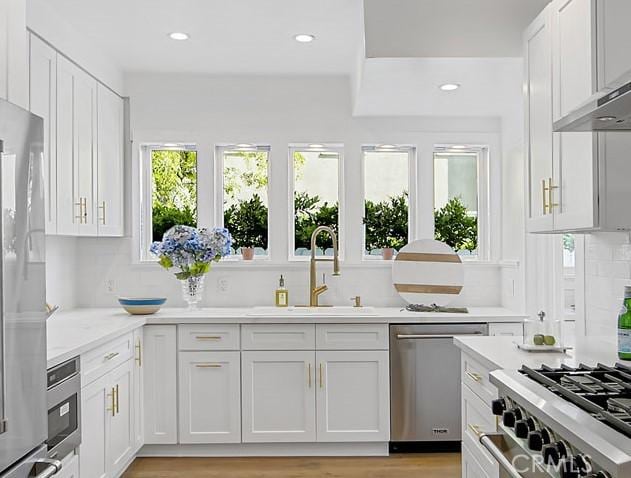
[0, 98, 59, 477]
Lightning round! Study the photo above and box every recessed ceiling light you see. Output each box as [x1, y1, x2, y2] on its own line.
[439, 83, 460, 91]
[294, 34, 315, 43]
[163, 143, 179, 147]
[451, 145, 467, 149]
[597, 116, 617, 122]
[169, 32, 189, 41]
[235, 143, 253, 148]
[377, 144, 397, 150]
[309, 144, 324, 149]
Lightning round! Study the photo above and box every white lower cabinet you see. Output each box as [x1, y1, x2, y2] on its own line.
[57, 454, 79, 478]
[462, 440, 492, 478]
[143, 325, 178, 444]
[80, 358, 136, 478]
[316, 350, 389, 442]
[179, 351, 241, 443]
[241, 350, 316, 443]
[132, 329, 144, 452]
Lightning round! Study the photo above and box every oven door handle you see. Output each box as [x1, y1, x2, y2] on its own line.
[480, 433, 523, 478]
[32, 458, 62, 478]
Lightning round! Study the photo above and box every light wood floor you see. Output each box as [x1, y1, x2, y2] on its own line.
[122, 453, 461, 478]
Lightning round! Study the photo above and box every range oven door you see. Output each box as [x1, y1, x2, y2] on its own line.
[46, 373, 81, 460]
[480, 432, 555, 478]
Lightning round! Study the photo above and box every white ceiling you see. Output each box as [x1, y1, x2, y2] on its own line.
[47, 0, 365, 75]
[364, 0, 551, 58]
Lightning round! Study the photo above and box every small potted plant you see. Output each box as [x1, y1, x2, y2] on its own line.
[223, 194, 269, 260]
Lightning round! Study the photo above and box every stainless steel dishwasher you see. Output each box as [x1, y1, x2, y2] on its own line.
[389, 323, 488, 450]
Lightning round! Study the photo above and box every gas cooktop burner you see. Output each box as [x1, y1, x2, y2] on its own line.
[520, 362, 631, 437]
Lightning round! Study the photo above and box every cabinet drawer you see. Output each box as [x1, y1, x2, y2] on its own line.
[241, 324, 315, 350]
[461, 353, 497, 404]
[178, 324, 240, 351]
[316, 324, 388, 350]
[462, 435, 497, 478]
[462, 384, 499, 478]
[81, 333, 134, 386]
[488, 323, 522, 337]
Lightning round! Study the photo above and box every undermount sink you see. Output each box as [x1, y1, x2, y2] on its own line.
[247, 306, 378, 317]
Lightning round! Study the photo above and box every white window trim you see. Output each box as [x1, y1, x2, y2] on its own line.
[360, 145, 417, 261]
[433, 145, 490, 262]
[138, 142, 197, 263]
[214, 144, 272, 261]
[288, 144, 345, 261]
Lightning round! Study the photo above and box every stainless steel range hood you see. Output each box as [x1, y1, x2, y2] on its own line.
[553, 81, 631, 132]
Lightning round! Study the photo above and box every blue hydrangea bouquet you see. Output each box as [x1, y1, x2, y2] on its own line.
[150, 225, 232, 308]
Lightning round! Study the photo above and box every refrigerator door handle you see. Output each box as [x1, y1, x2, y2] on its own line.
[32, 458, 62, 478]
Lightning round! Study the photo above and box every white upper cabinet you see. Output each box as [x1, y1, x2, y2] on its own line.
[596, 0, 631, 91]
[524, 7, 554, 233]
[0, 0, 28, 108]
[551, 0, 598, 231]
[525, 0, 631, 233]
[96, 84, 125, 236]
[29, 36, 57, 234]
[56, 56, 98, 236]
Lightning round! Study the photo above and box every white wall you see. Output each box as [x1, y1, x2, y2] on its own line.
[67, 73, 508, 309]
[583, 232, 631, 337]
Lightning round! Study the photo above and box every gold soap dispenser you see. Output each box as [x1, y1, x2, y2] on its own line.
[275, 275, 289, 307]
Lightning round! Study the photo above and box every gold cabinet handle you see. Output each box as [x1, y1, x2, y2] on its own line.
[195, 336, 222, 340]
[465, 371, 482, 382]
[319, 363, 324, 389]
[468, 424, 483, 437]
[107, 387, 115, 417]
[83, 198, 88, 222]
[548, 178, 559, 211]
[135, 340, 142, 367]
[541, 179, 549, 215]
[98, 201, 106, 225]
[195, 364, 222, 368]
[115, 384, 119, 414]
[308, 363, 312, 388]
[74, 199, 83, 222]
[104, 352, 119, 361]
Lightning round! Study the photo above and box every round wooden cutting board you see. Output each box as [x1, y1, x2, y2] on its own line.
[392, 239, 464, 306]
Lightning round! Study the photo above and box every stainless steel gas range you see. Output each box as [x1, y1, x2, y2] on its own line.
[482, 363, 631, 478]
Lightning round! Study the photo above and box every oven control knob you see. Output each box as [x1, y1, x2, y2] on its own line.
[502, 408, 523, 428]
[574, 454, 592, 475]
[560, 457, 580, 478]
[527, 430, 544, 451]
[514, 417, 536, 439]
[543, 441, 568, 466]
[491, 398, 506, 416]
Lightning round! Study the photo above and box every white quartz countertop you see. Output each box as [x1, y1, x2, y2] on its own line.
[454, 335, 619, 371]
[47, 306, 525, 368]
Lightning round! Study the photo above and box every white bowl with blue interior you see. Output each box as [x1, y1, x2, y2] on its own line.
[118, 297, 166, 315]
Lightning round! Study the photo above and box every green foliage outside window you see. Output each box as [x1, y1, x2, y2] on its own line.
[224, 194, 268, 250]
[294, 192, 338, 250]
[151, 150, 197, 241]
[364, 192, 409, 251]
[434, 197, 478, 252]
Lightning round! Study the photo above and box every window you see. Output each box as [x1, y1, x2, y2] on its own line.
[433, 147, 488, 259]
[141, 144, 198, 259]
[217, 145, 270, 258]
[289, 145, 343, 258]
[362, 146, 414, 258]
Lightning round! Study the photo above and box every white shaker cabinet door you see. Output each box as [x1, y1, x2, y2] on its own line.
[143, 325, 178, 444]
[315, 350, 390, 442]
[96, 84, 124, 236]
[551, 0, 597, 231]
[79, 373, 110, 478]
[29, 34, 57, 234]
[132, 329, 144, 451]
[241, 351, 316, 443]
[108, 360, 134, 477]
[179, 351, 241, 444]
[524, 7, 554, 233]
[596, 0, 631, 91]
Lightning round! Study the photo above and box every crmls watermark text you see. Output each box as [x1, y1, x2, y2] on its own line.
[511, 454, 593, 475]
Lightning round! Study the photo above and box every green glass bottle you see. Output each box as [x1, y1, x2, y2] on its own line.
[618, 286, 631, 360]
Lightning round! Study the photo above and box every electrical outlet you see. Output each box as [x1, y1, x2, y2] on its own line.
[217, 277, 229, 294]
[105, 279, 116, 295]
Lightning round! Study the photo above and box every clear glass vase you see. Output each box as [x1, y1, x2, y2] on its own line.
[181, 275, 205, 310]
